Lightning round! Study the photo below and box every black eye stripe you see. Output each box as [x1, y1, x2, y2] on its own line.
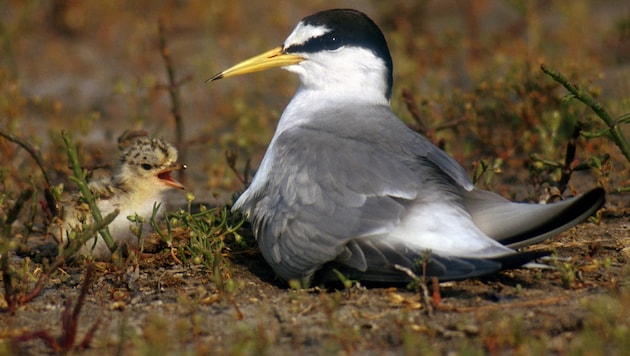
[286, 32, 343, 53]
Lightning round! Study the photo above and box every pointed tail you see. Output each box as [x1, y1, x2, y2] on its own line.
[465, 187, 605, 249]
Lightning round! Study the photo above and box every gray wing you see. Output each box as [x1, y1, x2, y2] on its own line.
[247, 112, 473, 282]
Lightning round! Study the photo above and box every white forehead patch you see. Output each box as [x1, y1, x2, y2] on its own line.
[283, 22, 331, 48]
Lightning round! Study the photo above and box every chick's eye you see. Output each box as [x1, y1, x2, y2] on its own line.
[141, 164, 152, 170]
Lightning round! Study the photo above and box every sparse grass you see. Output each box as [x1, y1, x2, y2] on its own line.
[153, 194, 247, 273]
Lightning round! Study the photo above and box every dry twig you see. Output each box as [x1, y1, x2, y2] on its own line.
[15, 263, 101, 352]
[157, 19, 191, 182]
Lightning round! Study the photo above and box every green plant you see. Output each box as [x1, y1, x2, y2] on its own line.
[1, 131, 122, 311]
[552, 254, 578, 289]
[61, 131, 119, 255]
[541, 65, 630, 164]
[152, 193, 246, 272]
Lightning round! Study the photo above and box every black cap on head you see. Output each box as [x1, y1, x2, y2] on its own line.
[285, 9, 393, 99]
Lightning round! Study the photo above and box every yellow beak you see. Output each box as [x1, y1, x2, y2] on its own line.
[207, 46, 304, 82]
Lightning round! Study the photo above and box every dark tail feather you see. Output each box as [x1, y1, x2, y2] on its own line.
[466, 187, 605, 249]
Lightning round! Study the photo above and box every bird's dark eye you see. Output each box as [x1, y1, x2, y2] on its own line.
[141, 164, 152, 170]
[319, 33, 342, 51]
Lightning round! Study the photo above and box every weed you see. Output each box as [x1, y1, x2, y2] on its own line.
[330, 269, 358, 290]
[569, 292, 630, 353]
[395, 258, 434, 316]
[227, 321, 277, 355]
[0, 2, 628, 355]
[61, 131, 119, 255]
[471, 157, 504, 188]
[152, 193, 247, 281]
[1, 131, 122, 311]
[0, 132, 43, 312]
[13, 263, 101, 353]
[481, 312, 533, 354]
[552, 254, 579, 289]
[541, 64, 630, 164]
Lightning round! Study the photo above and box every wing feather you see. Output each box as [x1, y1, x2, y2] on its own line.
[240, 105, 477, 282]
[237, 104, 523, 283]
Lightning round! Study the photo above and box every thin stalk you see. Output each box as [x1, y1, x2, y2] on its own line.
[61, 131, 118, 253]
[0, 131, 53, 188]
[541, 64, 630, 163]
[158, 19, 188, 182]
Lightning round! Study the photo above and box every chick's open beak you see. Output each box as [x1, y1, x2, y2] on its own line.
[207, 46, 304, 82]
[157, 163, 187, 190]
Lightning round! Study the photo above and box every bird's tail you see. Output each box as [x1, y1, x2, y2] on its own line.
[465, 187, 605, 248]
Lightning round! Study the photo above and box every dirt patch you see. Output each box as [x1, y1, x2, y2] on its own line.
[1, 1, 630, 354]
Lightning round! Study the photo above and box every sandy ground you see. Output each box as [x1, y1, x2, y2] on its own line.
[1, 212, 628, 355]
[1, 1, 630, 354]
